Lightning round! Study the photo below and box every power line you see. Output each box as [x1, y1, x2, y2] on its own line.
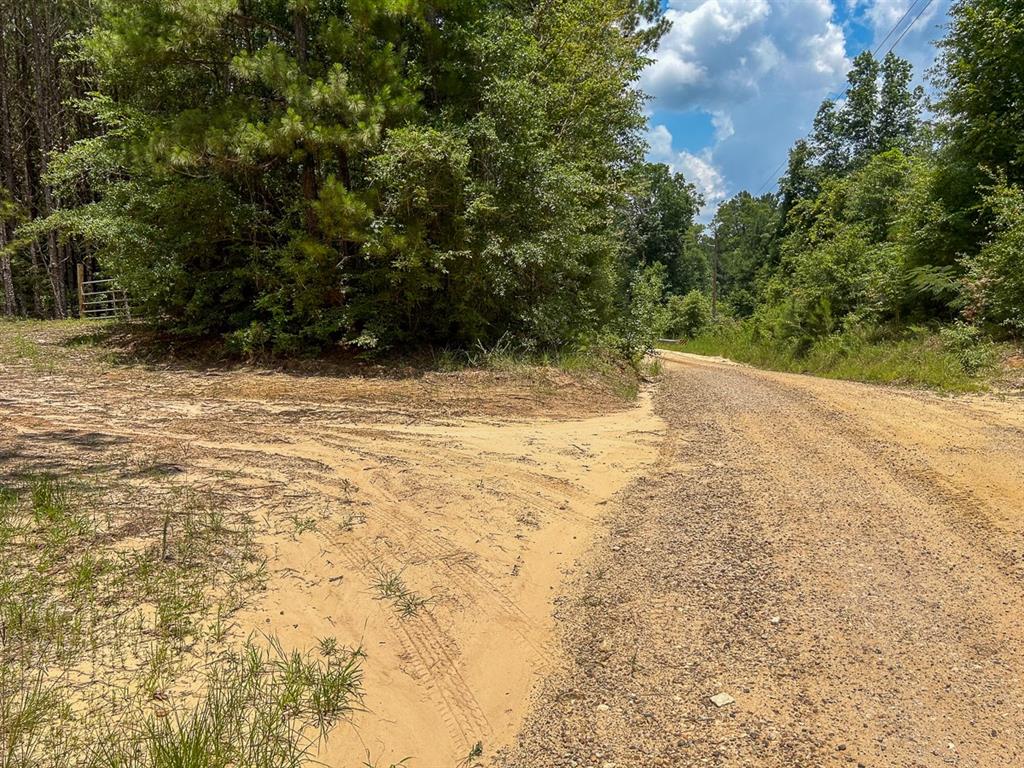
[752, 0, 937, 197]
[889, 0, 937, 51]
[871, 0, 928, 57]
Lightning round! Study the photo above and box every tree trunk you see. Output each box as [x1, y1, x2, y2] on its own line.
[0, 225, 15, 316]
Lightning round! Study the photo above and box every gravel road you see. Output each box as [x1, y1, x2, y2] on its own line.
[499, 351, 1024, 768]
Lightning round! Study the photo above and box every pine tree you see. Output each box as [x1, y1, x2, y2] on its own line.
[47, 0, 666, 351]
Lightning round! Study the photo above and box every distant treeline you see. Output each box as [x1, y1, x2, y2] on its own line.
[662, 0, 1024, 352]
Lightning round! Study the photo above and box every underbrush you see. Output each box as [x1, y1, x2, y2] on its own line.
[662, 321, 1006, 392]
[1, 321, 652, 403]
[432, 338, 653, 400]
[0, 474, 362, 768]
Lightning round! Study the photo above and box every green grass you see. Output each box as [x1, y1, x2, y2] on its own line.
[0, 319, 112, 373]
[370, 565, 433, 618]
[90, 637, 363, 768]
[432, 338, 647, 401]
[0, 473, 360, 768]
[661, 322, 1004, 393]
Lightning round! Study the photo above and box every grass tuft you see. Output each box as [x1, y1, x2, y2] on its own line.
[370, 565, 433, 618]
[0, 470, 350, 768]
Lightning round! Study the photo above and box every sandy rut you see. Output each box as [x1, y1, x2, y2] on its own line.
[0, 328, 663, 766]
[3, 330, 1024, 767]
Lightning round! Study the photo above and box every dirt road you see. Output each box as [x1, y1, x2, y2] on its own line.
[3, 326, 1024, 767]
[501, 351, 1024, 768]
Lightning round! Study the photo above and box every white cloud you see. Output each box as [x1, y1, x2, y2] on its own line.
[861, 0, 943, 34]
[647, 124, 728, 218]
[643, 1, 851, 212]
[643, 0, 847, 113]
[643, 0, 953, 210]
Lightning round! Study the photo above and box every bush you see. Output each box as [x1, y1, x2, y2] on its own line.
[665, 290, 711, 339]
[617, 264, 670, 362]
[939, 321, 995, 374]
[963, 181, 1024, 335]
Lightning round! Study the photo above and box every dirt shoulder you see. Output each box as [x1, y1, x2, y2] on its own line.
[500, 350, 1024, 768]
[0, 322, 664, 766]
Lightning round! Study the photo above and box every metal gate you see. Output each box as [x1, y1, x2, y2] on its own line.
[76, 264, 132, 320]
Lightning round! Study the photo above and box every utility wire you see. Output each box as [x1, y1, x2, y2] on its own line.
[752, 0, 937, 196]
[871, 0, 929, 58]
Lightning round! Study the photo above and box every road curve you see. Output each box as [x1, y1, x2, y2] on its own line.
[499, 351, 1024, 768]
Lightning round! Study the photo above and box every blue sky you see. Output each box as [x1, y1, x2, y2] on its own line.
[643, 1, 953, 216]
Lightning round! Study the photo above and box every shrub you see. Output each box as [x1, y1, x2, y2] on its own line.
[617, 264, 670, 361]
[962, 181, 1024, 335]
[939, 321, 995, 374]
[665, 290, 711, 339]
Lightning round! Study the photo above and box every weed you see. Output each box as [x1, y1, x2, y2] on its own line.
[288, 513, 319, 538]
[91, 636, 364, 768]
[371, 565, 408, 602]
[0, 470, 282, 766]
[370, 565, 432, 618]
[456, 741, 485, 767]
[395, 591, 432, 618]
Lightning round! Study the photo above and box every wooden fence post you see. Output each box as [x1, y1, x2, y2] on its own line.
[76, 263, 85, 318]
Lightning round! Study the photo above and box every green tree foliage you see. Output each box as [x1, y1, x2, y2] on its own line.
[930, 0, 1024, 268]
[963, 181, 1024, 334]
[936, 0, 1024, 188]
[618, 263, 670, 359]
[877, 53, 925, 154]
[45, 0, 666, 352]
[0, 0, 97, 318]
[665, 290, 710, 339]
[808, 52, 922, 181]
[710, 192, 778, 316]
[778, 139, 818, 224]
[840, 52, 881, 163]
[686, 6, 1024, 368]
[763, 149, 927, 348]
[626, 162, 702, 295]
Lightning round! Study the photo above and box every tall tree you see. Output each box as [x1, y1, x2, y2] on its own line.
[877, 52, 924, 154]
[842, 51, 882, 163]
[807, 51, 922, 180]
[812, 101, 847, 176]
[627, 162, 702, 295]
[935, 0, 1024, 187]
[45, 0, 666, 351]
[0, 0, 95, 318]
[779, 138, 819, 224]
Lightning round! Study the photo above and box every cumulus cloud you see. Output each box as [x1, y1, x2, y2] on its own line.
[642, 0, 848, 113]
[647, 124, 728, 217]
[641, 0, 952, 211]
[642, 0, 851, 212]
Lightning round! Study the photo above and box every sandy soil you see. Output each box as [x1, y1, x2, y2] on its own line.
[0, 327, 663, 766]
[501, 351, 1024, 768]
[5, 327, 1024, 768]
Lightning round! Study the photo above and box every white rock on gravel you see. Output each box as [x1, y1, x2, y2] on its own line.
[710, 693, 736, 708]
